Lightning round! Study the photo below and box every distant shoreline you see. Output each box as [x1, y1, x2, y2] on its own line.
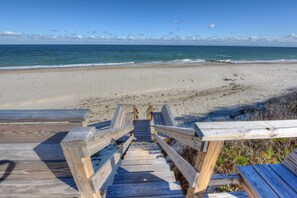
[1, 60, 297, 73]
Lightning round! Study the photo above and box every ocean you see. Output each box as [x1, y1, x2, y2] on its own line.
[1, 45, 297, 69]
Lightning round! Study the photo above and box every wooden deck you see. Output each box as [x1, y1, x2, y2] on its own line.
[1, 105, 297, 198]
[0, 109, 89, 198]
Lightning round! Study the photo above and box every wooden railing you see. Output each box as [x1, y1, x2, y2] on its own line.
[151, 109, 297, 197]
[61, 105, 135, 198]
[149, 105, 240, 197]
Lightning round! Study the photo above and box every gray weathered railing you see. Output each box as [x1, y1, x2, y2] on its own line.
[61, 105, 135, 198]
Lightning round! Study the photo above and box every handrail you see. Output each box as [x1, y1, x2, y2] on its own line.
[153, 125, 203, 151]
[89, 135, 134, 192]
[61, 105, 135, 198]
[161, 104, 177, 126]
[154, 134, 199, 187]
[195, 120, 297, 141]
[145, 104, 154, 120]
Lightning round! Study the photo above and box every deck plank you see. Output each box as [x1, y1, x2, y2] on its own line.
[237, 166, 278, 198]
[269, 164, 297, 193]
[253, 164, 297, 197]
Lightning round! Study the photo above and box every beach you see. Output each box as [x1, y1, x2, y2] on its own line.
[1, 63, 297, 123]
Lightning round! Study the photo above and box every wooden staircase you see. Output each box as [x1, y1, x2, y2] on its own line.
[106, 119, 184, 197]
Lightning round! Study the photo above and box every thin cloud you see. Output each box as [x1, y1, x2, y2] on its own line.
[174, 20, 182, 24]
[208, 24, 216, 29]
[0, 31, 22, 36]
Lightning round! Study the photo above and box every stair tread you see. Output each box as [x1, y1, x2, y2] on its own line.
[106, 181, 183, 198]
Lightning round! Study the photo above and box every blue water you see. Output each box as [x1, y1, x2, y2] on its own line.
[1, 45, 297, 69]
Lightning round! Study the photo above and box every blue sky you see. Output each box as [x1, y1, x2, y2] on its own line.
[0, 0, 297, 46]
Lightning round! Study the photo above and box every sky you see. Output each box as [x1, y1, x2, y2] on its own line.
[0, 0, 297, 46]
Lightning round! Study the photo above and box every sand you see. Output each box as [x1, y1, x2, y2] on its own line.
[1, 63, 297, 123]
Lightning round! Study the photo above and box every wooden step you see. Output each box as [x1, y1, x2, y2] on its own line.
[121, 159, 167, 166]
[203, 191, 248, 198]
[0, 177, 79, 198]
[0, 160, 71, 179]
[113, 171, 176, 184]
[126, 150, 162, 155]
[106, 181, 183, 198]
[118, 164, 170, 173]
[124, 155, 164, 160]
[0, 143, 65, 161]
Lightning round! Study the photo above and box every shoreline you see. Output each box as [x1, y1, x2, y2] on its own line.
[1, 60, 297, 73]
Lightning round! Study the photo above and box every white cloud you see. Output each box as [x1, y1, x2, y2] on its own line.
[174, 20, 182, 24]
[208, 24, 216, 29]
[0, 31, 22, 36]
[285, 34, 297, 40]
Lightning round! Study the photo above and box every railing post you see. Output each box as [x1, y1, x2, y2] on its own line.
[61, 127, 101, 198]
[187, 141, 224, 197]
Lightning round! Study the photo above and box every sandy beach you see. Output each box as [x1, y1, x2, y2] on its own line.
[1, 63, 297, 123]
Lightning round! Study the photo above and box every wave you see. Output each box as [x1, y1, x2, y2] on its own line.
[0, 62, 135, 70]
[232, 59, 297, 64]
[1, 58, 297, 70]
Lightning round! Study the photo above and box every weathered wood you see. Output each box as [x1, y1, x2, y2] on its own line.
[203, 192, 248, 198]
[193, 141, 224, 193]
[154, 134, 199, 186]
[0, 177, 79, 198]
[89, 135, 134, 192]
[283, 148, 297, 175]
[237, 166, 278, 198]
[209, 174, 241, 186]
[106, 181, 183, 198]
[113, 171, 176, 184]
[253, 164, 297, 197]
[195, 120, 297, 141]
[61, 127, 96, 147]
[110, 105, 125, 128]
[0, 123, 80, 143]
[133, 105, 139, 120]
[0, 160, 71, 179]
[145, 105, 154, 120]
[161, 104, 177, 126]
[154, 125, 202, 150]
[82, 125, 134, 157]
[269, 164, 297, 192]
[121, 159, 166, 166]
[118, 164, 170, 173]
[0, 143, 65, 161]
[61, 127, 100, 198]
[0, 109, 89, 123]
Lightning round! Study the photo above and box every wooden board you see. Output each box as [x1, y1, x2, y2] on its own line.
[161, 104, 177, 126]
[0, 177, 79, 198]
[253, 164, 297, 197]
[89, 135, 134, 192]
[154, 134, 199, 187]
[237, 166, 278, 198]
[0, 143, 65, 161]
[209, 174, 241, 186]
[0, 123, 80, 143]
[83, 126, 133, 157]
[0, 109, 89, 123]
[118, 164, 170, 173]
[106, 181, 183, 198]
[121, 159, 166, 166]
[0, 160, 71, 179]
[195, 120, 297, 141]
[269, 164, 297, 193]
[203, 192, 248, 198]
[113, 171, 176, 184]
[283, 148, 297, 176]
[153, 125, 202, 150]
